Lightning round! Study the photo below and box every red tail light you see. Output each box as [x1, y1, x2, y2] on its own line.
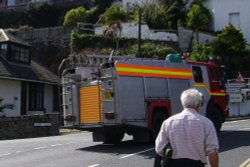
[64, 115, 76, 122]
[105, 113, 115, 119]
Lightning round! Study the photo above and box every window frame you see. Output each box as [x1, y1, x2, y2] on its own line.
[28, 83, 44, 111]
[192, 66, 203, 83]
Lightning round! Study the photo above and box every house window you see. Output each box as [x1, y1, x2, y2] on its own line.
[53, 85, 59, 111]
[192, 66, 203, 83]
[29, 83, 44, 111]
[9, 44, 30, 64]
[0, 43, 8, 58]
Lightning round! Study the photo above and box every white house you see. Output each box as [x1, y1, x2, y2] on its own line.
[120, 0, 250, 45]
[203, 0, 250, 45]
[0, 29, 59, 117]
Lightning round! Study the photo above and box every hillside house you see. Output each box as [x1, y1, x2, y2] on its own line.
[203, 0, 250, 45]
[0, 0, 93, 11]
[0, 29, 59, 117]
[120, 0, 250, 45]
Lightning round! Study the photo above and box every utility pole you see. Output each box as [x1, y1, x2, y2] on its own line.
[137, 7, 141, 57]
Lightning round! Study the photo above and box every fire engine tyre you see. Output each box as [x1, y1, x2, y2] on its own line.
[103, 132, 125, 144]
[208, 107, 223, 133]
[152, 112, 167, 141]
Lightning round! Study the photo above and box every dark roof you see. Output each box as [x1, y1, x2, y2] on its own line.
[0, 29, 58, 84]
[0, 29, 31, 46]
[0, 56, 58, 84]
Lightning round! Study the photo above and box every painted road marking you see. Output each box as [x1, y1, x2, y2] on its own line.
[51, 144, 63, 147]
[239, 158, 250, 167]
[34, 146, 48, 150]
[119, 148, 154, 159]
[0, 153, 11, 157]
[88, 164, 100, 167]
[0, 142, 76, 158]
[221, 128, 250, 134]
[225, 120, 249, 124]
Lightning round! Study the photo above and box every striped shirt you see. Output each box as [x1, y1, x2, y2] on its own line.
[155, 108, 219, 164]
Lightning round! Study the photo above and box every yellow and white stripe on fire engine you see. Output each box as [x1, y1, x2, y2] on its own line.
[194, 82, 226, 96]
[115, 63, 193, 79]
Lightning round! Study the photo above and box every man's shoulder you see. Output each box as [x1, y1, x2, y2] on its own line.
[197, 114, 214, 126]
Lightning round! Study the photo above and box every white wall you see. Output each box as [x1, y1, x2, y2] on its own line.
[122, 0, 152, 8]
[95, 23, 178, 42]
[0, 79, 21, 117]
[204, 0, 250, 45]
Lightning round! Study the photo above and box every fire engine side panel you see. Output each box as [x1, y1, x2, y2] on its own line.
[114, 59, 193, 127]
[144, 77, 169, 98]
[168, 79, 192, 115]
[116, 75, 147, 127]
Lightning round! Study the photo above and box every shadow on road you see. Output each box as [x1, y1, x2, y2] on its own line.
[77, 140, 155, 159]
[218, 130, 250, 152]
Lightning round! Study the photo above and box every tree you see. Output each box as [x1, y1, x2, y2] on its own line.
[63, 6, 89, 27]
[212, 23, 248, 77]
[102, 5, 126, 24]
[143, 0, 186, 30]
[186, 2, 210, 44]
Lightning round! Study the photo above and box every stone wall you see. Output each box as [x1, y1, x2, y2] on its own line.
[12, 26, 72, 47]
[0, 114, 60, 140]
[178, 27, 217, 52]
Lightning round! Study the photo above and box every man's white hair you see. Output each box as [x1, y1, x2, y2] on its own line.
[180, 88, 203, 108]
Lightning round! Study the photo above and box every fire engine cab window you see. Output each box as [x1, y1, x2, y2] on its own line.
[210, 68, 220, 82]
[192, 66, 203, 82]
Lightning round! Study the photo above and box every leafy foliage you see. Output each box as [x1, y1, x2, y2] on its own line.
[214, 23, 246, 57]
[102, 5, 126, 24]
[86, 0, 113, 23]
[70, 32, 176, 58]
[186, 1, 210, 44]
[63, 6, 89, 27]
[212, 23, 249, 77]
[188, 44, 215, 62]
[131, 42, 175, 59]
[143, 0, 186, 30]
[186, 4, 210, 30]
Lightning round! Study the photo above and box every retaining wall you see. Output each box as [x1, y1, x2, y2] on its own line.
[0, 114, 60, 140]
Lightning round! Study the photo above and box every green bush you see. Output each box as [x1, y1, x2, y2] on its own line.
[143, 2, 169, 29]
[63, 6, 89, 27]
[131, 42, 175, 58]
[212, 23, 249, 77]
[102, 5, 126, 24]
[143, 0, 186, 30]
[70, 31, 175, 58]
[188, 44, 215, 62]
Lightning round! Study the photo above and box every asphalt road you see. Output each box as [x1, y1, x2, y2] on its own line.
[0, 119, 249, 167]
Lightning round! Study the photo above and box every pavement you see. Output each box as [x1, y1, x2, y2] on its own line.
[59, 128, 82, 135]
[226, 115, 250, 122]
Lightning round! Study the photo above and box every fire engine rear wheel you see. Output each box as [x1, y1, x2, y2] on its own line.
[208, 107, 223, 133]
[103, 132, 125, 144]
[152, 112, 167, 141]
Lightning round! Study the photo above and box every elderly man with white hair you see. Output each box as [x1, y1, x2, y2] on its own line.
[155, 88, 219, 167]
